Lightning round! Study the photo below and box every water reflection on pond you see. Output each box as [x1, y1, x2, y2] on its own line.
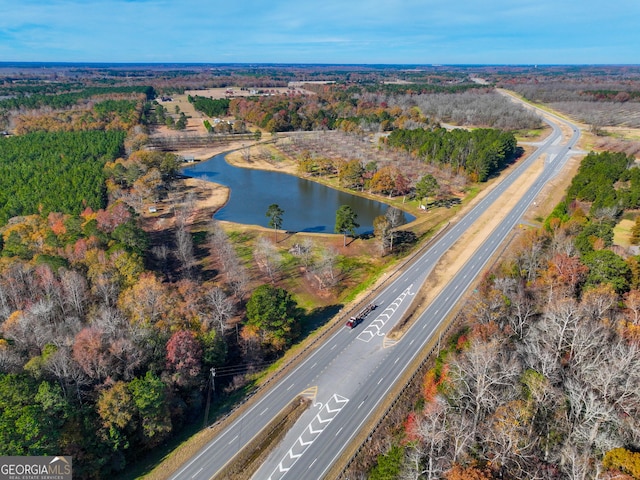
[182, 152, 415, 234]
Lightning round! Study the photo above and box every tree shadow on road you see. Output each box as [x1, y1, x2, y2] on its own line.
[300, 304, 343, 337]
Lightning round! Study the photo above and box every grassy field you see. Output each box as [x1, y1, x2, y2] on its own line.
[614, 218, 635, 248]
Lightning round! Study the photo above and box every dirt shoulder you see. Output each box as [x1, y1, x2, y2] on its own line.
[387, 152, 545, 339]
[388, 104, 586, 339]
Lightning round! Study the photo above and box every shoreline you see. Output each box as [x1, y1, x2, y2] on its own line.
[171, 140, 421, 232]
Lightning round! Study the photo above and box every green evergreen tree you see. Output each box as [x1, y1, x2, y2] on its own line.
[335, 205, 359, 246]
[246, 284, 300, 350]
[266, 204, 284, 242]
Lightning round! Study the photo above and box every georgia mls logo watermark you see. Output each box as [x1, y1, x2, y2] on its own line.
[0, 456, 72, 480]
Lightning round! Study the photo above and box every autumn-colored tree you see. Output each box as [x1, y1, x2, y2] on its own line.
[97, 381, 135, 450]
[444, 464, 492, 480]
[423, 366, 448, 403]
[47, 211, 68, 236]
[166, 330, 202, 387]
[512, 228, 550, 283]
[624, 289, 640, 325]
[118, 272, 168, 326]
[370, 166, 396, 196]
[72, 327, 110, 380]
[631, 217, 640, 245]
[486, 399, 535, 473]
[603, 447, 640, 479]
[111, 250, 144, 287]
[339, 159, 364, 189]
[297, 150, 316, 175]
[580, 283, 618, 321]
[96, 201, 131, 233]
[403, 411, 420, 443]
[544, 253, 589, 296]
[172, 279, 206, 330]
[627, 255, 640, 293]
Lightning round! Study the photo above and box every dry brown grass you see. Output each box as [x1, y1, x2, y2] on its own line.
[614, 218, 635, 248]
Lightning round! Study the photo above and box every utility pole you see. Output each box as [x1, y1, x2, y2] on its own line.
[212, 367, 216, 397]
[202, 367, 216, 429]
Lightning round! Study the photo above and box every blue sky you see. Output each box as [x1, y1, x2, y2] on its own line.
[1, 0, 638, 64]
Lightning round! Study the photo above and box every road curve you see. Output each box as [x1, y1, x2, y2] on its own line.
[170, 96, 581, 480]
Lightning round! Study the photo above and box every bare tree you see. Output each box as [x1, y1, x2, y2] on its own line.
[508, 285, 538, 339]
[108, 336, 145, 381]
[579, 284, 618, 322]
[45, 347, 91, 401]
[254, 236, 283, 282]
[152, 244, 171, 276]
[92, 272, 120, 308]
[2, 310, 42, 356]
[310, 247, 340, 290]
[409, 397, 452, 480]
[227, 263, 249, 301]
[448, 337, 521, 438]
[560, 444, 600, 480]
[60, 269, 88, 316]
[624, 289, 640, 325]
[299, 237, 315, 269]
[205, 287, 236, 333]
[175, 220, 195, 278]
[0, 282, 10, 321]
[385, 206, 405, 252]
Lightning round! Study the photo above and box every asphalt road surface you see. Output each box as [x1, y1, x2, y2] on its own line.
[170, 97, 581, 480]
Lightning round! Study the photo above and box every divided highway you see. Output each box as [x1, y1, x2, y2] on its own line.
[171, 97, 581, 480]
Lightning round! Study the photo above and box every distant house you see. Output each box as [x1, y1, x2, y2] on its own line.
[148, 206, 157, 213]
[182, 155, 195, 163]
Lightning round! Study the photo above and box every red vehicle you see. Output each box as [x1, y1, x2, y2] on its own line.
[346, 303, 376, 329]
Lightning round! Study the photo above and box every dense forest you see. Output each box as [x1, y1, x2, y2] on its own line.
[0, 86, 154, 112]
[386, 127, 518, 182]
[0, 130, 126, 225]
[187, 95, 230, 117]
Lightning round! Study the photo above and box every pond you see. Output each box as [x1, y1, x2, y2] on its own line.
[182, 152, 415, 235]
